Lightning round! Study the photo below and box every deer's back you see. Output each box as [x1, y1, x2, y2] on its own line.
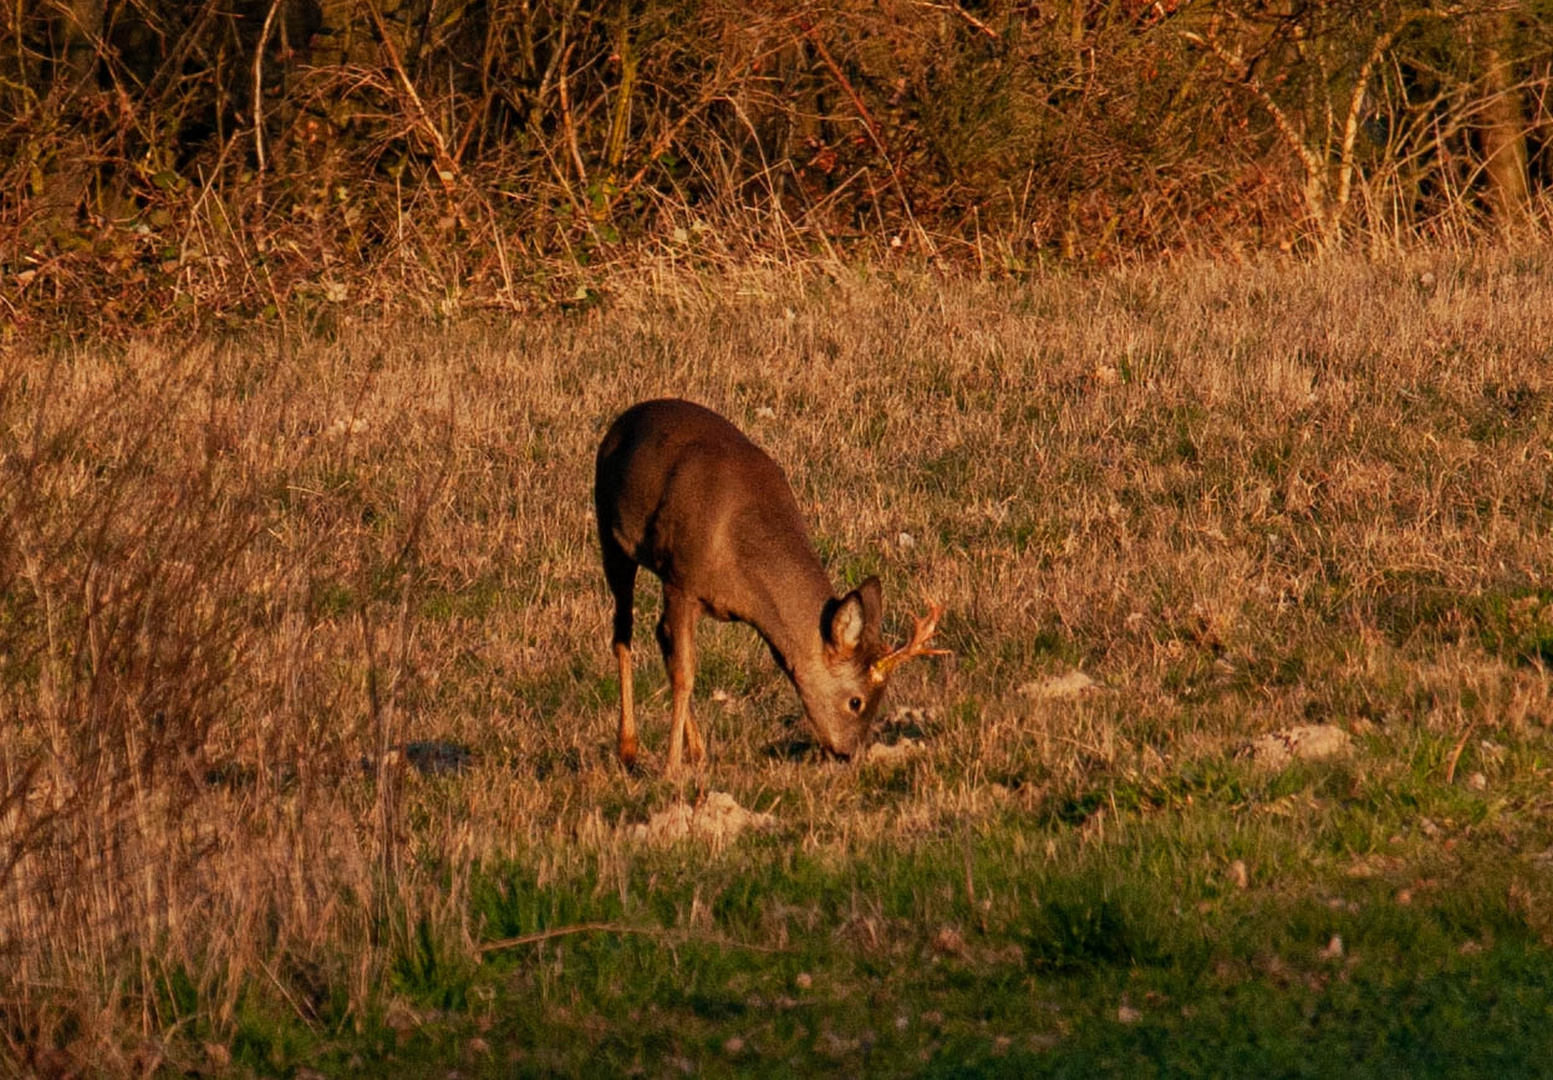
[595, 399, 825, 614]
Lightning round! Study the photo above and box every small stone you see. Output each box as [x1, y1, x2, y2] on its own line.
[1117, 1004, 1142, 1024]
[795, 972, 813, 990]
[723, 1035, 745, 1055]
[1319, 935, 1344, 960]
[1467, 772, 1487, 791]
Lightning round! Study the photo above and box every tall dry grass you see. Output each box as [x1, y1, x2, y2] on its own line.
[3, 250, 1552, 1070]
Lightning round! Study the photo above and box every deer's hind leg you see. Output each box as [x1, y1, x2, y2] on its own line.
[601, 540, 640, 768]
[657, 585, 706, 770]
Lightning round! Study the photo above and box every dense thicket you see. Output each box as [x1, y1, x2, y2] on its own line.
[3, 1, 1552, 326]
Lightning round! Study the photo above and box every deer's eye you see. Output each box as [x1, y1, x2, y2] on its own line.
[848, 696, 864, 713]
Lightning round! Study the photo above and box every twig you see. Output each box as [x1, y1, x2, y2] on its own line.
[1335, 19, 1410, 219]
[799, 21, 937, 255]
[1182, 26, 1325, 215]
[611, 83, 728, 207]
[179, 132, 242, 277]
[364, 0, 462, 193]
[913, 0, 999, 40]
[557, 43, 588, 190]
[251, 0, 283, 196]
[1443, 719, 1477, 786]
[477, 922, 788, 956]
[260, 958, 318, 1023]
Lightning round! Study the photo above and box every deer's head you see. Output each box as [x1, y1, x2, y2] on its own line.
[803, 580, 948, 757]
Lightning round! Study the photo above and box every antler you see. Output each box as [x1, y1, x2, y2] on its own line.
[869, 601, 951, 683]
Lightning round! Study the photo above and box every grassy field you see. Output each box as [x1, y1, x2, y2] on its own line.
[3, 251, 1553, 1076]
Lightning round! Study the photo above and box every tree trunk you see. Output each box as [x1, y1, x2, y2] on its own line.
[1478, 16, 1529, 227]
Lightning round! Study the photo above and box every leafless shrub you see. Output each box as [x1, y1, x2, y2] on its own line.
[3, 2, 1552, 332]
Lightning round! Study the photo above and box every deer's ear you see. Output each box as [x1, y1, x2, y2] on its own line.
[825, 594, 864, 657]
[825, 577, 882, 657]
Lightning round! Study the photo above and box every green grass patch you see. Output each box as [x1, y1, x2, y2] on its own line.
[224, 786, 1553, 1076]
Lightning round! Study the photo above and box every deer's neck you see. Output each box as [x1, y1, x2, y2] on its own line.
[743, 557, 835, 683]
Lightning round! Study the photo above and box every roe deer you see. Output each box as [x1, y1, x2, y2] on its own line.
[594, 398, 947, 770]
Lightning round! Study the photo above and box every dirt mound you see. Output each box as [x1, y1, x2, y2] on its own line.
[1240, 725, 1353, 769]
[1019, 671, 1101, 700]
[629, 792, 776, 847]
[863, 737, 925, 765]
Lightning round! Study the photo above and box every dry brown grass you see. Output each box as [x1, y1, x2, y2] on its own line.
[3, 250, 1552, 1071]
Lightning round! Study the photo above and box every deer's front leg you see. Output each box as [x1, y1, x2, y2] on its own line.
[657, 587, 706, 770]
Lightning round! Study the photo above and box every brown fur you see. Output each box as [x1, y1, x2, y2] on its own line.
[594, 399, 888, 769]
